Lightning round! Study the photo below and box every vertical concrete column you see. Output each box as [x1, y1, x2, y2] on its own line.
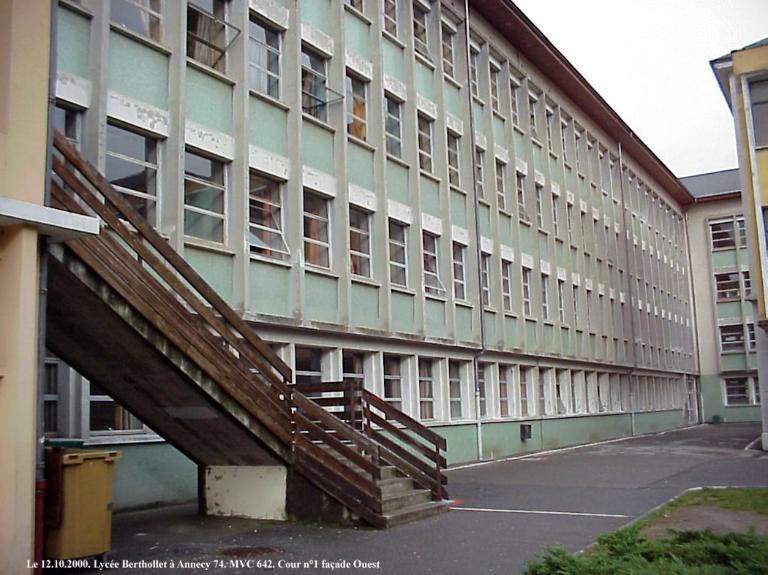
[758, 325, 768, 450]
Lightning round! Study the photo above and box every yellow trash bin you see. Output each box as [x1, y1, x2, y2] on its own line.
[44, 448, 121, 559]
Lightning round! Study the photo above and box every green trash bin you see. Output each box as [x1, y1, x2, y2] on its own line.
[44, 448, 121, 559]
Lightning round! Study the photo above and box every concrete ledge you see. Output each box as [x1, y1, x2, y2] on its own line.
[205, 465, 287, 520]
[0, 197, 99, 241]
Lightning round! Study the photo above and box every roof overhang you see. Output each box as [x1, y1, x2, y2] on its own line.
[0, 196, 100, 241]
[470, 0, 694, 206]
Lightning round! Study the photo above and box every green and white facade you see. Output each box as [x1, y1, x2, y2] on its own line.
[48, 0, 699, 508]
[684, 170, 761, 423]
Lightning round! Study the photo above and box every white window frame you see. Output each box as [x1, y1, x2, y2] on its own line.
[346, 73, 368, 141]
[452, 241, 466, 300]
[248, 14, 281, 99]
[303, 189, 331, 268]
[423, 231, 445, 296]
[183, 148, 226, 244]
[522, 266, 532, 316]
[349, 205, 372, 277]
[388, 219, 409, 287]
[385, 94, 403, 158]
[417, 113, 433, 173]
[248, 171, 290, 260]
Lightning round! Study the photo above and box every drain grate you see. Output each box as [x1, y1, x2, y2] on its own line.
[219, 546, 284, 558]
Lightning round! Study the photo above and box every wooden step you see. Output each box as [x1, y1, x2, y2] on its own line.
[382, 499, 450, 528]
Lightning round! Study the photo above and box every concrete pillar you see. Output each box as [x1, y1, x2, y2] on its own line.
[204, 466, 287, 520]
[758, 325, 768, 450]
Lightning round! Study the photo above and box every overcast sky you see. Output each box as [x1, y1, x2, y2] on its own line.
[512, 0, 768, 177]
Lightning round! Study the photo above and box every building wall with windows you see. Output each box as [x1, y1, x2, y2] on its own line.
[683, 170, 761, 423]
[50, 0, 699, 505]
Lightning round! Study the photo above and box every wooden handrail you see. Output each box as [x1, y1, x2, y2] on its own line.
[363, 390, 447, 449]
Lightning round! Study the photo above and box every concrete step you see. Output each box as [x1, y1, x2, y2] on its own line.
[382, 499, 450, 528]
[377, 476, 414, 496]
[382, 488, 433, 513]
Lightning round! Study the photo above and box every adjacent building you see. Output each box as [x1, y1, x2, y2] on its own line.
[712, 39, 768, 448]
[683, 169, 761, 423]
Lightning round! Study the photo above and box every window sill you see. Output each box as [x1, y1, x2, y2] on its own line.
[109, 23, 170, 55]
[83, 433, 164, 446]
[483, 306, 497, 314]
[503, 311, 518, 319]
[443, 74, 463, 90]
[548, 150, 558, 160]
[60, 0, 92, 18]
[414, 51, 436, 70]
[186, 58, 235, 85]
[519, 218, 532, 228]
[563, 160, 573, 171]
[386, 153, 410, 169]
[249, 252, 293, 268]
[513, 125, 525, 136]
[524, 316, 537, 324]
[455, 299, 474, 309]
[449, 184, 467, 195]
[478, 197, 492, 208]
[351, 275, 381, 288]
[531, 137, 543, 148]
[382, 30, 405, 49]
[305, 265, 339, 279]
[543, 320, 555, 326]
[391, 284, 416, 296]
[498, 207, 514, 218]
[343, 3, 372, 25]
[538, 227, 550, 236]
[302, 113, 336, 133]
[554, 236, 564, 244]
[419, 170, 441, 184]
[184, 238, 236, 256]
[425, 292, 448, 302]
[348, 135, 376, 152]
[492, 109, 507, 123]
[249, 89, 290, 112]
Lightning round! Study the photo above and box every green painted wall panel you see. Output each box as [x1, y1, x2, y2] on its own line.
[456, 306, 473, 341]
[300, 0, 332, 34]
[425, 299, 447, 337]
[386, 160, 409, 204]
[248, 261, 291, 317]
[450, 190, 467, 228]
[711, 250, 739, 268]
[484, 311, 496, 345]
[633, 410, 684, 435]
[538, 235, 549, 260]
[716, 301, 742, 319]
[382, 39, 404, 79]
[351, 282, 380, 328]
[415, 62, 434, 100]
[444, 83, 462, 117]
[58, 8, 90, 78]
[391, 291, 415, 333]
[721, 354, 747, 371]
[108, 32, 168, 109]
[499, 214, 512, 244]
[513, 131, 526, 156]
[303, 122, 334, 172]
[699, 374, 762, 423]
[493, 116, 506, 146]
[504, 316, 517, 344]
[478, 204, 491, 236]
[111, 443, 196, 510]
[304, 272, 338, 323]
[347, 142, 374, 188]
[533, 145, 544, 171]
[344, 11, 370, 58]
[543, 324, 556, 353]
[249, 97, 288, 156]
[525, 320, 537, 349]
[429, 424, 478, 464]
[185, 247, 234, 304]
[186, 67, 232, 133]
[519, 225, 532, 253]
[541, 414, 629, 450]
[420, 177, 440, 216]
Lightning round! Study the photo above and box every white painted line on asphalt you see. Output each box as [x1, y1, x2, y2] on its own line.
[744, 436, 761, 450]
[450, 506, 631, 519]
[447, 424, 703, 472]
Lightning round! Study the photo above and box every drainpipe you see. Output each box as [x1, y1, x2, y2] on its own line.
[617, 141, 639, 436]
[462, 0, 487, 461]
[35, 1, 58, 569]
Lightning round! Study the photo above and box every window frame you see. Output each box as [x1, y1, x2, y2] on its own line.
[247, 14, 281, 99]
[111, 0, 163, 42]
[388, 220, 409, 287]
[183, 148, 226, 244]
[346, 73, 368, 141]
[248, 171, 290, 261]
[303, 189, 331, 268]
[349, 205, 372, 277]
[447, 131, 461, 187]
[422, 231, 445, 296]
[385, 94, 403, 158]
[412, 3, 430, 60]
[301, 46, 330, 122]
[452, 241, 466, 300]
[418, 358, 435, 421]
[417, 113, 434, 173]
[522, 266, 532, 316]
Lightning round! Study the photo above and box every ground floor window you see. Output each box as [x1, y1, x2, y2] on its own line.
[723, 376, 760, 406]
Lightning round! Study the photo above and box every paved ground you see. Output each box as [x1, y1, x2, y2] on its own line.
[68, 423, 768, 574]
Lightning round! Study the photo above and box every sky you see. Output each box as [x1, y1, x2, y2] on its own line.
[512, 0, 768, 178]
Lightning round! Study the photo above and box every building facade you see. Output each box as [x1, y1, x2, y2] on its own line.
[46, 0, 698, 507]
[683, 169, 761, 423]
[712, 39, 768, 448]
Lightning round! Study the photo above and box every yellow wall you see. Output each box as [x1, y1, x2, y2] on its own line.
[0, 0, 51, 571]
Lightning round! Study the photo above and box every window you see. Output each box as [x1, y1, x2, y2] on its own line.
[248, 172, 289, 260]
[516, 171, 527, 219]
[342, 351, 365, 410]
[389, 220, 408, 286]
[447, 131, 460, 187]
[537, 369, 546, 416]
[541, 273, 550, 320]
[469, 47, 480, 98]
[586, 289, 593, 331]
[383, 355, 402, 410]
[477, 363, 488, 418]
[535, 183, 544, 228]
[301, 47, 328, 122]
[710, 219, 738, 250]
[449, 361, 463, 419]
[719, 324, 745, 352]
[510, 79, 520, 125]
[555, 371, 567, 414]
[452, 242, 466, 300]
[557, 279, 566, 323]
[111, 0, 162, 42]
[560, 118, 570, 163]
[522, 267, 532, 316]
[423, 232, 445, 295]
[441, 24, 455, 77]
[520, 367, 530, 417]
[346, 74, 367, 140]
[490, 62, 501, 112]
[714, 272, 740, 300]
[385, 95, 402, 158]
[43, 362, 60, 436]
[501, 260, 513, 312]
[498, 366, 510, 417]
[528, 93, 538, 138]
[248, 16, 280, 98]
[345, 0, 364, 11]
[474, 148, 485, 198]
[383, 0, 398, 36]
[480, 253, 491, 306]
[303, 190, 331, 267]
[551, 192, 560, 236]
[418, 359, 435, 420]
[495, 160, 506, 210]
[187, 0, 232, 72]
[184, 149, 225, 243]
[743, 270, 753, 296]
[417, 114, 433, 173]
[545, 108, 555, 151]
[413, 3, 429, 59]
[724, 377, 750, 405]
[747, 323, 756, 350]
[572, 284, 579, 327]
[349, 206, 371, 277]
[89, 382, 143, 433]
[736, 217, 747, 247]
[574, 128, 583, 172]
[567, 203, 574, 244]
[106, 123, 159, 226]
[750, 79, 768, 148]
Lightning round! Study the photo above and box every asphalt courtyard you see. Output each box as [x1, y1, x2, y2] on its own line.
[75, 423, 767, 575]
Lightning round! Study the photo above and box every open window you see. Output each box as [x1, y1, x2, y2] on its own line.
[187, 0, 240, 72]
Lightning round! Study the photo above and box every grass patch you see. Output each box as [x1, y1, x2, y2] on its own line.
[524, 525, 768, 575]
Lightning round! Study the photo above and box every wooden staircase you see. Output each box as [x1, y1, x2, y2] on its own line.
[46, 131, 448, 528]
